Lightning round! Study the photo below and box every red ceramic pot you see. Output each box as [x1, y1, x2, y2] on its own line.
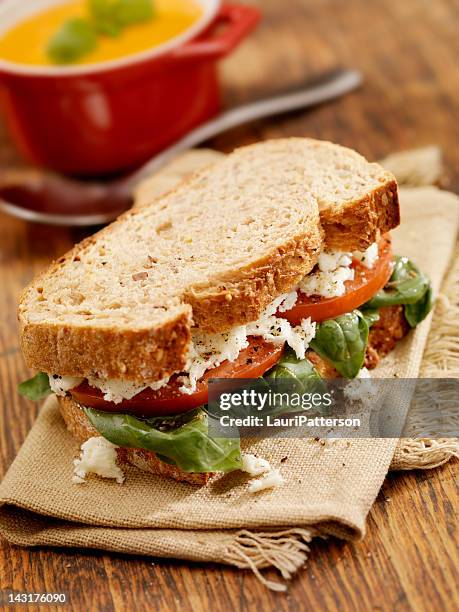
[0, 0, 260, 176]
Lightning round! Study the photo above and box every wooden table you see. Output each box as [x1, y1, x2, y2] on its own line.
[1, 0, 458, 609]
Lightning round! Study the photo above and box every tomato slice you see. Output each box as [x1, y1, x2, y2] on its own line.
[280, 235, 393, 325]
[70, 338, 283, 416]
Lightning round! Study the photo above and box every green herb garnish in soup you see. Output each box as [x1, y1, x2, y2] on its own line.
[47, 18, 98, 64]
[90, 0, 155, 37]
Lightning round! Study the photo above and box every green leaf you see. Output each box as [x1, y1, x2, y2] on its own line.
[360, 308, 380, 328]
[265, 349, 330, 414]
[84, 407, 242, 473]
[115, 0, 155, 26]
[47, 18, 98, 64]
[364, 256, 433, 328]
[18, 372, 52, 401]
[266, 348, 323, 392]
[310, 311, 369, 379]
[404, 286, 433, 328]
[365, 256, 431, 308]
[90, 0, 154, 36]
[89, 0, 123, 36]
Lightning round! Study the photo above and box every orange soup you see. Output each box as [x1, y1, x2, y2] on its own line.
[0, 0, 202, 66]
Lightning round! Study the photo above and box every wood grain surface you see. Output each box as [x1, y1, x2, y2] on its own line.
[1, 0, 458, 610]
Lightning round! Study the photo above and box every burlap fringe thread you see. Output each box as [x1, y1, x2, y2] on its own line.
[223, 149, 458, 590]
[226, 529, 314, 592]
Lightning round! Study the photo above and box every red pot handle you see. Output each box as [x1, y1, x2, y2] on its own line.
[172, 4, 261, 61]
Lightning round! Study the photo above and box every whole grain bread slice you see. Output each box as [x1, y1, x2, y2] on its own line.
[58, 396, 211, 486]
[136, 140, 400, 251]
[19, 144, 324, 381]
[19, 138, 399, 382]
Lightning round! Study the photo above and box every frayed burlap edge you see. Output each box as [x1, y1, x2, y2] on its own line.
[391, 439, 459, 470]
[226, 529, 315, 592]
[222, 149, 458, 589]
[390, 238, 459, 471]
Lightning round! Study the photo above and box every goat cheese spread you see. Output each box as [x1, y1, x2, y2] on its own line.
[49, 375, 84, 396]
[343, 367, 378, 404]
[49, 373, 168, 404]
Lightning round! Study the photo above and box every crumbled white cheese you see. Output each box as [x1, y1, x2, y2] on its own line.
[248, 468, 284, 493]
[298, 242, 379, 298]
[246, 300, 316, 358]
[318, 251, 353, 272]
[242, 454, 271, 476]
[299, 249, 355, 297]
[48, 372, 168, 405]
[299, 265, 355, 298]
[86, 376, 168, 404]
[179, 293, 316, 393]
[353, 242, 379, 269]
[178, 325, 249, 394]
[49, 375, 84, 396]
[277, 291, 298, 312]
[73, 437, 125, 484]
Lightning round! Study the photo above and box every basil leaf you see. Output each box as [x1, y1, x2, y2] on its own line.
[366, 256, 431, 308]
[89, 0, 123, 36]
[364, 256, 433, 328]
[18, 372, 52, 401]
[115, 0, 155, 26]
[47, 18, 98, 64]
[267, 348, 322, 392]
[84, 407, 242, 473]
[404, 285, 433, 328]
[90, 0, 154, 36]
[310, 311, 369, 379]
[265, 349, 330, 414]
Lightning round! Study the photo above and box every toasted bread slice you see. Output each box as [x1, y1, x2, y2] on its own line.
[58, 396, 211, 486]
[136, 140, 400, 251]
[19, 144, 324, 381]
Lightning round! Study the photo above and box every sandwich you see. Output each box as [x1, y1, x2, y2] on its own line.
[18, 139, 432, 485]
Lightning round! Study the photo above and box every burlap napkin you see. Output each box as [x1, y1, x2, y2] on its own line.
[1, 150, 458, 591]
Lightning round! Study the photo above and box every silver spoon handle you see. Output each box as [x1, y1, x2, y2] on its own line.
[124, 69, 362, 191]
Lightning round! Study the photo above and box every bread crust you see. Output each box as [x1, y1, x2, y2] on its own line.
[321, 179, 400, 251]
[58, 395, 211, 486]
[20, 306, 192, 382]
[186, 230, 323, 333]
